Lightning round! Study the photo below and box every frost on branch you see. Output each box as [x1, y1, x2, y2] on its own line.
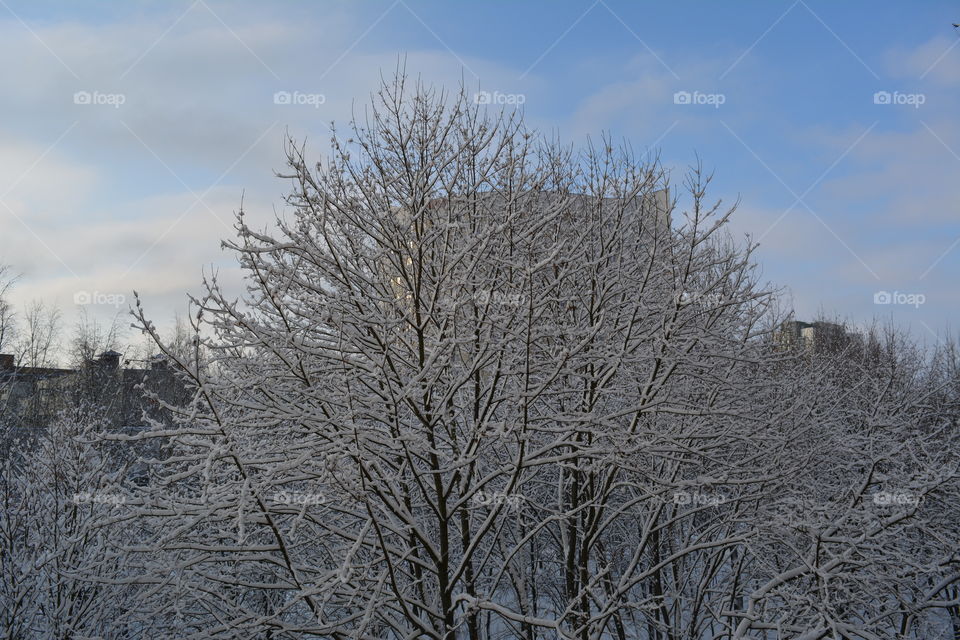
[107, 73, 960, 639]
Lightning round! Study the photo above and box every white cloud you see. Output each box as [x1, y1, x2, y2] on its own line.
[885, 35, 960, 86]
[1, 5, 958, 354]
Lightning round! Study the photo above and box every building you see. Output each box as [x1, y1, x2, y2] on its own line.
[777, 320, 850, 351]
[0, 353, 75, 430]
[0, 350, 189, 446]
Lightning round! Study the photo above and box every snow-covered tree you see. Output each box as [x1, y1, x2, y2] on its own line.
[14, 300, 61, 369]
[121, 73, 959, 639]
[726, 326, 960, 639]
[0, 406, 143, 639]
[0, 264, 16, 356]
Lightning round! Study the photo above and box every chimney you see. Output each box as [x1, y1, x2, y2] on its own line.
[98, 350, 122, 369]
[0, 353, 13, 370]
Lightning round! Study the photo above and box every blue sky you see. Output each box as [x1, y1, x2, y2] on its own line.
[1, 0, 958, 351]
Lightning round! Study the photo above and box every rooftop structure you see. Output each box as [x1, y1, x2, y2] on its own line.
[777, 320, 851, 351]
[0, 350, 189, 445]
